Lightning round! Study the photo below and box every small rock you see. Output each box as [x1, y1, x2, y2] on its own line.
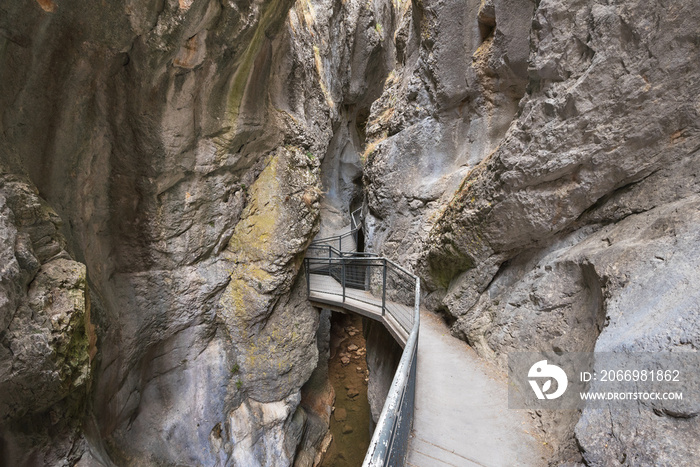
[334, 407, 347, 422]
[342, 424, 353, 434]
[347, 387, 359, 398]
[340, 356, 350, 365]
[347, 344, 358, 351]
[409, 199, 424, 210]
[356, 367, 363, 373]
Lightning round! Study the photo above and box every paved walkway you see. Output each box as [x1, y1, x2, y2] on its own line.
[308, 222, 546, 466]
[407, 310, 547, 467]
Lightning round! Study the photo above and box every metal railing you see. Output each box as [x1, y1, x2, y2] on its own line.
[304, 211, 420, 466]
[363, 281, 419, 467]
[305, 249, 417, 332]
[310, 208, 363, 252]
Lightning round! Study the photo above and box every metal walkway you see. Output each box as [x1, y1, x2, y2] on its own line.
[305, 210, 544, 467]
[305, 209, 419, 466]
[307, 274, 411, 345]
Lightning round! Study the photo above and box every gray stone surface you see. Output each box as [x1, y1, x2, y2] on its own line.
[0, 175, 93, 465]
[361, 0, 700, 465]
[363, 317, 402, 427]
[0, 0, 403, 464]
[363, 0, 535, 265]
[2, 0, 699, 464]
[296, 309, 334, 467]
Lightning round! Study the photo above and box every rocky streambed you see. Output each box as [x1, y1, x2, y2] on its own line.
[320, 313, 371, 467]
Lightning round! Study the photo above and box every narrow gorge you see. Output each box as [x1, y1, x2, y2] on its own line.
[0, 0, 698, 466]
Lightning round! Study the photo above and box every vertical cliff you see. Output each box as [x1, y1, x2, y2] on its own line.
[0, 0, 398, 464]
[364, 0, 700, 465]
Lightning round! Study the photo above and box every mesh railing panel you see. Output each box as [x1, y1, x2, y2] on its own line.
[305, 257, 417, 322]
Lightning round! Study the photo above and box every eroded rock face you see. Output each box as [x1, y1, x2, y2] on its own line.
[0, 175, 93, 465]
[363, 0, 535, 266]
[96, 147, 323, 466]
[362, 0, 700, 464]
[363, 318, 401, 427]
[1, 0, 399, 464]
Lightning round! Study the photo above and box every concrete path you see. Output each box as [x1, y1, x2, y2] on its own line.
[407, 311, 548, 467]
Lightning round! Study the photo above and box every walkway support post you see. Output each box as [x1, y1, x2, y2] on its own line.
[341, 257, 346, 303]
[382, 258, 387, 316]
[414, 278, 420, 326]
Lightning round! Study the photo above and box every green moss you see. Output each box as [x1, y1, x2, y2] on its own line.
[219, 153, 287, 333]
[54, 267, 91, 391]
[228, 155, 281, 253]
[217, 148, 321, 395]
[429, 249, 475, 290]
[375, 22, 384, 37]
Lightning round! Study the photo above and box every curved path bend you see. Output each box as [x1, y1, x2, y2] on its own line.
[307, 218, 546, 466]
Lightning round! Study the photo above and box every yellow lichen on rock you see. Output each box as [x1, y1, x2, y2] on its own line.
[227, 154, 281, 260]
[218, 146, 321, 398]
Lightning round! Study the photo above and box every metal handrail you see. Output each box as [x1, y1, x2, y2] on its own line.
[304, 209, 420, 466]
[311, 208, 363, 245]
[363, 279, 419, 466]
[351, 207, 362, 231]
[304, 256, 415, 311]
[306, 244, 379, 259]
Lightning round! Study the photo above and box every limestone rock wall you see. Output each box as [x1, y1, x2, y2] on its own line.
[0, 174, 94, 465]
[0, 0, 398, 465]
[363, 0, 700, 464]
[363, 318, 402, 428]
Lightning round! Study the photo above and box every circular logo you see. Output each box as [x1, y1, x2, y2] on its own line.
[528, 360, 568, 400]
